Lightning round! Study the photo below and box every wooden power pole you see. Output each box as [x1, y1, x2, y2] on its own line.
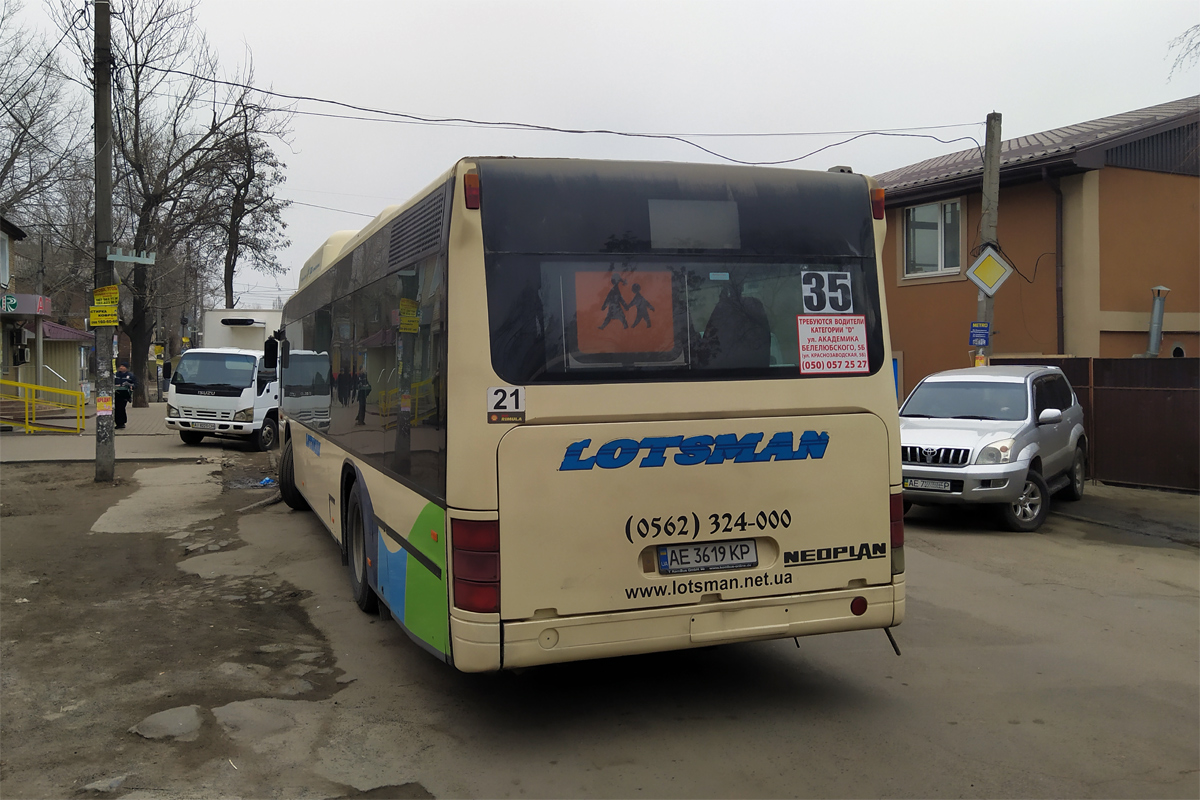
[94, 0, 115, 481]
[976, 111, 1002, 361]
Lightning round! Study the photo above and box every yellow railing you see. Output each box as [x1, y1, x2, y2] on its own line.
[376, 379, 436, 430]
[0, 379, 86, 434]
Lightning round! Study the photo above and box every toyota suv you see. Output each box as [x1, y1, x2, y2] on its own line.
[899, 365, 1086, 531]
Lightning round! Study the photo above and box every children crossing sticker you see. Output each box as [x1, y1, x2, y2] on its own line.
[796, 315, 869, 375]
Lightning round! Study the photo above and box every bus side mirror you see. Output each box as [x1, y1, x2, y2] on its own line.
[264, 338, 278, 369]
[281, 340, 290, 369]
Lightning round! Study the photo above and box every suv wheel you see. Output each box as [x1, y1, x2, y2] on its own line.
[1001, 471, 1050, 532]
[1060, 446, 1086, 502]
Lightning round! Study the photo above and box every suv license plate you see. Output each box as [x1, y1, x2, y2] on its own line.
[191, 422, 216, 431]
[658, 539, 758, 575]
[904, 477, 951, 491]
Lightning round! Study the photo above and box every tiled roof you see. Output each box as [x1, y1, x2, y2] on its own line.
[875, 96, 1200, 195]
[42, 320, 94, 341]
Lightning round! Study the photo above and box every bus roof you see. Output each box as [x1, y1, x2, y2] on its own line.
[295, 165, 458, 292]
[293, 158, 881, 292]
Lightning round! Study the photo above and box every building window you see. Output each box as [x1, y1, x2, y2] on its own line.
[903, 200, 961, 277]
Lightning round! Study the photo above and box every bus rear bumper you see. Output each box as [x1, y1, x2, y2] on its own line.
[450, 580, 904, 672]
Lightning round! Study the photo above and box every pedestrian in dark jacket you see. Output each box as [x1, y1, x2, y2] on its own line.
[355, 372, 371, 425]
[114, 363, 137, 429]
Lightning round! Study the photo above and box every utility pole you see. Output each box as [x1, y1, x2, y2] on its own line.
[977, 111, 1002, 361]
[94, 0, 115, 481]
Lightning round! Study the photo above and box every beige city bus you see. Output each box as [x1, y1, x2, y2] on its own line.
[270, 158, 905, 672]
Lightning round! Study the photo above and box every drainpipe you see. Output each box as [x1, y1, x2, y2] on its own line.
[1042, 167, 1065, 355]
[1139, 286, 1170, 358]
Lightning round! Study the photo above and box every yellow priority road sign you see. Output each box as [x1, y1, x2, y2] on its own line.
[965, 246, 1014, 297]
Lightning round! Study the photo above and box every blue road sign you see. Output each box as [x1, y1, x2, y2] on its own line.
[969, 321, 990, 347]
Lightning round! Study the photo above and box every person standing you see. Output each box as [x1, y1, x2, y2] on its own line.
[114, 363, 137, 430]
[355, 371, 372, 425]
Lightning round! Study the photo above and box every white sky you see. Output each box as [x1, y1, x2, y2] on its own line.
[19, 0, 1200, 306]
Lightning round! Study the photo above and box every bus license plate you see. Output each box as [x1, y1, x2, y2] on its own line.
[658, 539, 758, 575]
[192, 422, 216, 430]
[904, 477, 951, 491]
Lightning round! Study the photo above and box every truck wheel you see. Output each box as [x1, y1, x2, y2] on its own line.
[346, 484, 379, 614]
[1000, 471, 1050, 532]
[279, 438, 309, 511]
[254, 418, 277, 451]
[1060, 446, 1086, 502]
[179, 431, 205, 445]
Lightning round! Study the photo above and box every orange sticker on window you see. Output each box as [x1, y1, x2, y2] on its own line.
[575, 271, 674, 354]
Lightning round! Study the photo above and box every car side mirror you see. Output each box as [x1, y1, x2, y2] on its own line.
[1037, 408, 1063, 425]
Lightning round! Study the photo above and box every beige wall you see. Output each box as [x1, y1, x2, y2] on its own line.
[884, 182, 1059, 397]
[1099, 168, 1199, 314]
[887, 166, 1200, 387]
[1062, 171, 1101, 356]
[1096, 168, 1199, 357]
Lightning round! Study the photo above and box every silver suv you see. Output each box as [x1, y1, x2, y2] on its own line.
[899, 365, 1087, 531]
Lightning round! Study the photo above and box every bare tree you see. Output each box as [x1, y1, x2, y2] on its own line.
[0, 0, 89, 217]
[54, 0, 291, 406]
[1168, 24, 1200, 80]
[214, 100, 290, 309]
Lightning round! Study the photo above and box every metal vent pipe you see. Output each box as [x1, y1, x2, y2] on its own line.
[1139, 285, 1170, 358]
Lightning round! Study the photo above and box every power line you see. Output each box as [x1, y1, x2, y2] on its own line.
[140, 65, 983, 166]
[286, 199, 375, 218]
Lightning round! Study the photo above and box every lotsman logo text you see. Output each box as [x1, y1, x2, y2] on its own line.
[560, 431, 829, 471]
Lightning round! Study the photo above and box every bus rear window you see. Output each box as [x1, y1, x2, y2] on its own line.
[478, 160, 884, 385]
[486, 256, 883, 384]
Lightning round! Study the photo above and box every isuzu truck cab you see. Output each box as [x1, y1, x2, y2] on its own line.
[165, 347, 279, 450]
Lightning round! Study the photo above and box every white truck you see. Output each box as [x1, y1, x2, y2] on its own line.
[164, 310, 282, 450]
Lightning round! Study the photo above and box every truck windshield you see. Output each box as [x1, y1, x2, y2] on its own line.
[282, 352, 332, 397]
[901, 381, 1028, 421]
[172, 353, 256, 388]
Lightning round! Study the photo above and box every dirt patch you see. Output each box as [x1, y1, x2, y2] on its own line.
[0, 457, 342, 797]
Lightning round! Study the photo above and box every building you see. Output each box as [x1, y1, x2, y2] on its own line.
[1, 215, 94, 397]
[876, 96, 1199, 397]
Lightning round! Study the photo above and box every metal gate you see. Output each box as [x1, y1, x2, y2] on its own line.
[991, 357, 1199, 492]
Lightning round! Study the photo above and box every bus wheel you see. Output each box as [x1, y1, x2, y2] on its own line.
[254, 418, 277, 451]
[279, 438, 309, 511]
[179, 431, 205, 445]
[346, 485, 379, 614]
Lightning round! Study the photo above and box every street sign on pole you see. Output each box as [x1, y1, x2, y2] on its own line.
[93, 284, 119, 306]
[969, 321, 990, 347]
[966, 245, 1014, 297]
[89, 306, 118, 326]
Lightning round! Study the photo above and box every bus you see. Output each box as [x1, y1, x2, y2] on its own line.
[269, 158, 904, 672]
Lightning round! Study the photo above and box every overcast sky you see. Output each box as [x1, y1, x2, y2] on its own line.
[21, 0, 1200, 306]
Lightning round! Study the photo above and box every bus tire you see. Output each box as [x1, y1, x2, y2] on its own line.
[279, 438, 309, 511]
[180, 431, 205, 445]
[346, 485, 379, 614]
[254, 418, 278, 451]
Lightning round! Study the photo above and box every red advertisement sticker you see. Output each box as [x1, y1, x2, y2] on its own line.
[797, 315, 869, 375]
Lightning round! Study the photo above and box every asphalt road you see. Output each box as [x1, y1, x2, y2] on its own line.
[1, 454, 1196, 799]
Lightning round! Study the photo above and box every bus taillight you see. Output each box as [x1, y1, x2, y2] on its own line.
[890, 493, 905, 575]
[452, 518, 499, 613]
[463, 172, 481, 209]
[871, 187, 885, 220]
